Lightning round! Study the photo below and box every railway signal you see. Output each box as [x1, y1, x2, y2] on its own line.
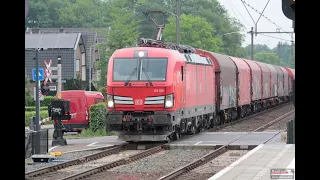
[282, 0, 295, 21]
[41, 83, 50, 96]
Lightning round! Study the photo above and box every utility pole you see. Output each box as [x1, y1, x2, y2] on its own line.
[34, 48, 40, 154]
[291, 34, 294, 67]
[250, 27, 254, 60]
[89, 46, 92, 91]
[176, 0, 180, 45]
[278, 42, 281, 65]
[89, 42, 104, 91]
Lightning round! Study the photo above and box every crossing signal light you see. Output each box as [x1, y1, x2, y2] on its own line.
[41, 83, 50, 96]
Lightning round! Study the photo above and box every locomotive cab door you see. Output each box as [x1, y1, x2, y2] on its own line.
[181, 64, 187, 116]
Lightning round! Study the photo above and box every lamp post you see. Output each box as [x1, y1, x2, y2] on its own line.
[89, 43, 104, 91]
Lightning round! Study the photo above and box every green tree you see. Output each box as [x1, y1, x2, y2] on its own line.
[59, 0, 109, 28]
[25, 69, 33, 106]
[163, 14, 223, 52]
[94, 0, 141, 89]
[133, 0, 173, 39]
[133, 0, 244, 56]
[272, 42, 295, 68]
[104, 0, 141, 53]
[26, 0, 71, 28]
[254, 51, 280, 65]
[179, 0, 245, 57]
[245, 44, 272, 59]
[97, 47, 109, 88]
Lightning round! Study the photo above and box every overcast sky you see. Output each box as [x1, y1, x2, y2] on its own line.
[217, 0, 295, 49]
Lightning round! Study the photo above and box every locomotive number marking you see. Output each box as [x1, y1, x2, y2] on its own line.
[154, 89, 164, 93]
[135, 99, 143, 105]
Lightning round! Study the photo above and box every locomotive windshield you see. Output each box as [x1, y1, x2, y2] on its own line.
[113, 58, 168, 81]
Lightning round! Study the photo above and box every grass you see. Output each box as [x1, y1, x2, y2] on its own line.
[49, 128, 116, 140]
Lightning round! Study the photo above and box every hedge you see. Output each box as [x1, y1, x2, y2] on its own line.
[25, 96, 56, 107]
[89, 102, 107, 132]
[25, 106, 47, 112]
[25, 110, 50, 127]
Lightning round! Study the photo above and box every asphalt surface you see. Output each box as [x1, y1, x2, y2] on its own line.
[25, 124, 78, 137]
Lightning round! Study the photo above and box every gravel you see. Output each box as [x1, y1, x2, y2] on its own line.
[29, 150, 143, 180]
[25, 149, 107, 173]
[216, 104, 295, 132]
[87, 149, 213, 180]
[264, 112, 295, 131]
[176, 150, 249, 180]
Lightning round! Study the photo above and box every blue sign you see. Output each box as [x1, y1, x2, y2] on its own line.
[32, 68, 44, 81]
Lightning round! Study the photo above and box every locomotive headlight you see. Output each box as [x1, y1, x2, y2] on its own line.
[165, 94, 174, 108]
[107, 94, 114, 108]
[138, 51, 145, 57]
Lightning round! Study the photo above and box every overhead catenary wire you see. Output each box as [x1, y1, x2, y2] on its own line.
[258, 34, 293, 42]
[240, 0, 294, 40]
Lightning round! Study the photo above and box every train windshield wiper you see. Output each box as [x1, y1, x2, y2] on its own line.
[142, 68, 153, 86]
[124, 68, 137, 86]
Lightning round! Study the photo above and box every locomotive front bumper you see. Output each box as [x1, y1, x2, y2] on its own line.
[106, 111, 172, 127]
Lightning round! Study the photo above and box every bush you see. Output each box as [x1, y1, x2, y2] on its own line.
[25, 106, 47, 111]
[41, 96, 56, 106]
[25, 95, 34, 106]
[25, 96, 56, 107]
[25, 110, 50, 127]
[89, 102, 107, 132]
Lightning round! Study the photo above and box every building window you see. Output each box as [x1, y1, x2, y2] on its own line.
[76, 59, 80, 72]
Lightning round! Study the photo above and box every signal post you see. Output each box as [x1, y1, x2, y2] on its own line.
[45, 56, 69, 146]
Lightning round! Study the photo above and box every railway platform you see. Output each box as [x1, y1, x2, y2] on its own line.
[208, 143, 295, 180]
[168, 131, 283, 147]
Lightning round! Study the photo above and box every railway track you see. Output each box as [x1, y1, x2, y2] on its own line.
[208, 102, 293, 132]
[25, 102, 293, 180]
[158, 110, 294, 180]
[25, 143, 128, 179]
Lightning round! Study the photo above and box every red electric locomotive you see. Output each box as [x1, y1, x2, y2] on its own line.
[106, 39, 216, 142]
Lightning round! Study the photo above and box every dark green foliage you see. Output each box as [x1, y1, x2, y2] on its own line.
[89, 103, 107, 132]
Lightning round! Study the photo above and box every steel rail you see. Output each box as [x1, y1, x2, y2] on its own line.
[25, 143, 128, 178]
[158, 110, 295, 180]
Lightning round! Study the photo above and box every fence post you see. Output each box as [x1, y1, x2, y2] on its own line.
[287, 119, 294, 144]
[32, 117, 41, 154]
[46, 129, 49, 153]
[292, 118, 295, 144]
[29, 117, 35, 131]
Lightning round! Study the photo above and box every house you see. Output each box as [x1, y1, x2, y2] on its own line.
[25, 33, 86, 91]
[25, 28, 106, 85]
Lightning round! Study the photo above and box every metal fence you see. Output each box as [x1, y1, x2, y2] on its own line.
[25, 129, 49, 159]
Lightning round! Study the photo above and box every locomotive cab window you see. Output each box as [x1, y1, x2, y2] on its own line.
[113, 58, 139, 81]
[140, 58, 168, 81]
[112, 58, 168, 82]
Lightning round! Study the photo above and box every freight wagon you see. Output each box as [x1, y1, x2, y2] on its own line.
[105, 39, 294, 142]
